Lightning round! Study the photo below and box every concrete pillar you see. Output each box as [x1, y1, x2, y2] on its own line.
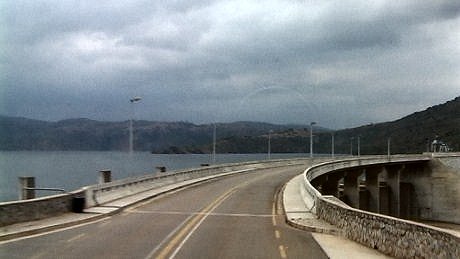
[385, 165, 403, 217]
[343, 169, 363, 208]
[365, 167, 381, 213]
[399, 164, 422, 220]
[399, 182, 413, 219]
[99, 170, 112, 184]
[359, 185, 369, 210]
[19, 176, 35, 200]
[320, 173, 344, 197]
[378, 181, 390, 215]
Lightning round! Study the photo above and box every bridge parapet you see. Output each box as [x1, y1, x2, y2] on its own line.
[84, 158, 307, 207]
[432, 152, 460, 169]
[301, 154, 460, 258]
[306, 154, 431, 182]
[0, 158, 307, 227]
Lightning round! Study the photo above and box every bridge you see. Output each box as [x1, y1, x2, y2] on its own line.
[292, 153, 460, 258]
[0, 154, 459, 258]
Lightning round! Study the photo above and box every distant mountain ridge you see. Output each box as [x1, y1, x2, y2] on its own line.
[340, 96, 460, 154]
[0, 116, 312, 151]
[161, 96, 460, 154]
[297, 96, 459, 154]
[1, 96, 459, 154]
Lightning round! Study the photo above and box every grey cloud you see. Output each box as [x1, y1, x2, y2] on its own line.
[1, 0, 459, 129]
[401, 1, 460, 22]
[3, 1, 155, 43]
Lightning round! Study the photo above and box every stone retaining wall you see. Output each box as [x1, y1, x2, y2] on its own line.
[317, 196, 460, 258]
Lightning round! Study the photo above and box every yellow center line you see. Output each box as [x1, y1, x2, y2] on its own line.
[168, 189, 236, 259]
[147, 173, 273, 259]
[152, 188, 237, 259]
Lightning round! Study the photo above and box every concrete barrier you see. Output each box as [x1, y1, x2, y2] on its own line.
[433, 152, 460, 169]
[301, 154, 460, 258]
[0, 189, 85, 227]
[84, 158, 306, 207]
[0, 158, 307, 227]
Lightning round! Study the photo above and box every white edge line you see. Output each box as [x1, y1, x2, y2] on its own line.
[0, 217, 111, 245]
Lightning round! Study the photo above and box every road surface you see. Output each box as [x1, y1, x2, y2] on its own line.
[0, 165, 327, 258]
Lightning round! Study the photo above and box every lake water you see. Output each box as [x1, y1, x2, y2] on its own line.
[0, 151, 309, 202]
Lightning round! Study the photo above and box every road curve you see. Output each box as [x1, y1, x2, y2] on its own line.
[0, 165, 327, 259]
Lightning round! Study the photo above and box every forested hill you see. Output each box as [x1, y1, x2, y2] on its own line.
[1, 96, 459, 154]
[323, 96, 460, 154]
[0, 117, 310, 151]
[181, 96, 460, 154]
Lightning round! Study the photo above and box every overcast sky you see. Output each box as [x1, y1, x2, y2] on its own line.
[1, 0, 459, 129]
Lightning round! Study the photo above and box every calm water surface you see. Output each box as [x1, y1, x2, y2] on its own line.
[0, 151, 308, 202]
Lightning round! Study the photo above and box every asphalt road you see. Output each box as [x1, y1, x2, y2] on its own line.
[0, 165, 327, 259]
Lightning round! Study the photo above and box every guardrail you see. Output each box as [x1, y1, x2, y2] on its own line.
[301, 154, 460, 258]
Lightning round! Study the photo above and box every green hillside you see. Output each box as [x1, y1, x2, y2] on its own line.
[1, 96, 458, 154]
[184, 96, 460, 154]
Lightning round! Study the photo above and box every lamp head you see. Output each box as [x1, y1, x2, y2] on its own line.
[130, 97, 142, 103]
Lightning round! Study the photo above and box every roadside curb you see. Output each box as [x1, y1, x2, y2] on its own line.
[281, 175, 340, 235]
[285, 217, 341, 235]
[277, 181, 334, 259]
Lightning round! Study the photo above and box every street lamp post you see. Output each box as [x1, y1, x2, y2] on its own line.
[212, 123, 216, 164]
[310, 122, 316, 158]
[129, 97, 142, 154]
[331, 132, 335, 158]
[350, 137, 354, 156]
[268, 130, 273, 160]
[387, 137, 391, 159]
[357, 135, 361, 157]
